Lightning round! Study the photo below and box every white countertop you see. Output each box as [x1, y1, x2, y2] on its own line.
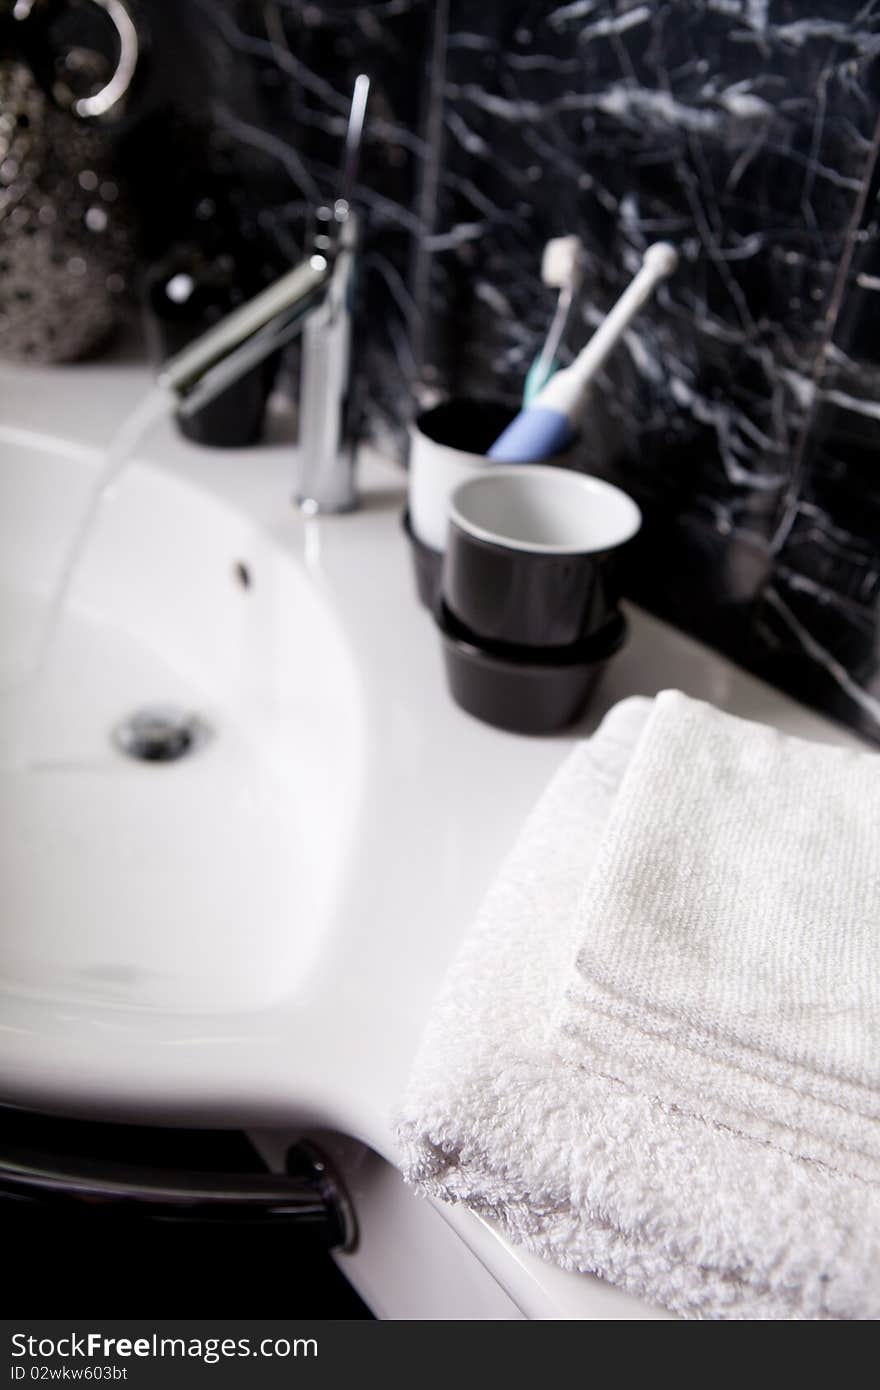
[0, 351, 864, 1319]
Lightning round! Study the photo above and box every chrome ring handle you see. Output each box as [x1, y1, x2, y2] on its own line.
[0, 1138, 356, 1251]
[70, 0, 138, 119]
[13, 0, 139, 120]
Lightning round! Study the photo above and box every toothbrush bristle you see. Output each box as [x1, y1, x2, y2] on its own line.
[540, 235, 585, 290]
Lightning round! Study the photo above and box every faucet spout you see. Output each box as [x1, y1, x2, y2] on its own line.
[157, 252, 331, 413]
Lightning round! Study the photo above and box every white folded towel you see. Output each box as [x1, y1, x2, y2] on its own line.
[396, 691, 880, 1319]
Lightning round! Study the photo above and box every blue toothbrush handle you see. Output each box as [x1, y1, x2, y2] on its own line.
[487, 406, 576, 463]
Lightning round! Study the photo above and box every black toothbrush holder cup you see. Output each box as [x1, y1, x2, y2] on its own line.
[434, 467, 640, 734]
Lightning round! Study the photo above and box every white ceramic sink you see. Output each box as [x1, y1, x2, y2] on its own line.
[0, 427, 365, 1016]
[0, 359, 867, 1321]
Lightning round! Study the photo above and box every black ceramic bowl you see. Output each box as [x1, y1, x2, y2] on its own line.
[436, 601, 627, 735]
[402, 508, 442, 609]
[444, 466, 641, 650]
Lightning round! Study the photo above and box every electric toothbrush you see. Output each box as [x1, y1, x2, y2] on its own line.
[488, 242, 679, 462]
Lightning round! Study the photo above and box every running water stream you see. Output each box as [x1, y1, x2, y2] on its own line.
[3, 383, 174, 769]
[30, 384, 171, 690]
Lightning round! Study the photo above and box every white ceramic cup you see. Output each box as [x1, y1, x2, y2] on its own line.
[408, 397, 576, 554]
[449, 466, 642, 554]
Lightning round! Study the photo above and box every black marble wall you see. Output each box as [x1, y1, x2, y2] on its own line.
[48, 3, 880, 739]
[415, 1, 880, 746]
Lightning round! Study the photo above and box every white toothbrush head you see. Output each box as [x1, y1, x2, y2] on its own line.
[540, 235, 585, 291]
[641, 242, 679, 279]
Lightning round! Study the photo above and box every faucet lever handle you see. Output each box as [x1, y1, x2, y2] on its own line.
[337, 73, 370, 215]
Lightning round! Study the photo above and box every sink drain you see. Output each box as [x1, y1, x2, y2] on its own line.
[113, 706, 209, 763]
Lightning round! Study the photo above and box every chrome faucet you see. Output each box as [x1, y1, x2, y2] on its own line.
[158, 76, 369, 515]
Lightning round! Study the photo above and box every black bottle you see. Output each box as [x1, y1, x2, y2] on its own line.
[144, 245, 280, 448]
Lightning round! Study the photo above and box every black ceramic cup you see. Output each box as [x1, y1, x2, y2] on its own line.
[444, 465, 641, 650]
[436, 602, 626, 734]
